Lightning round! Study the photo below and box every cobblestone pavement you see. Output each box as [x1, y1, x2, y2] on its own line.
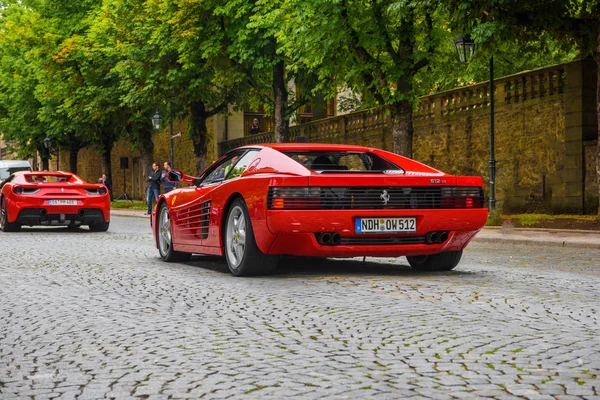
[1, 216, 599, 399]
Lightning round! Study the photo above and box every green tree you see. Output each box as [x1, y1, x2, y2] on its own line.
[100, 0, 246, 174]
[0, 2, 51, 168]
[277, 0, 447, 156]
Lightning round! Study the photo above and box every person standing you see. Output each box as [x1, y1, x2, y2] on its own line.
[98, 173, 112, 200]
[161, 161, 178, 193]
[249, 118, 260, 135]
[146, 162, 161, 215]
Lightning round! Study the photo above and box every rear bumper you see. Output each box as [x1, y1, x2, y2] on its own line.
[16, 208, 107, 226]
[264, 208, 488, 257]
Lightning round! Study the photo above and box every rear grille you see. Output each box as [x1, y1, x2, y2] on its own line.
[339, 236, 426, 245]
[268, 187, 484, 210]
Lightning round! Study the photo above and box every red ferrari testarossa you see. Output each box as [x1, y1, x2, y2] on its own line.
[151, 144, 488, 276]
[0, 171, 111, 232]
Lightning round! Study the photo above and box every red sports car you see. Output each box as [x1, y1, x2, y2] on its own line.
[0, 171, 111, 232]
[151, 144, 488, 276]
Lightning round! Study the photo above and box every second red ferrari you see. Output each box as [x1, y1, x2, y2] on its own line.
[0, 171, 111, 232]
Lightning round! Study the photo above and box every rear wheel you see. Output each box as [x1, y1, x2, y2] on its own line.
[89, 219, 110, 232]
[158, 203, 191, 262]
[406, 250, 463, 272]
[224, 198, 278, 276]
[0, 198, 20, 232]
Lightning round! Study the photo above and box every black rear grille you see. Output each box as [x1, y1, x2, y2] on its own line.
[268, 187, 484, 210]
[339, 236, 427, 245]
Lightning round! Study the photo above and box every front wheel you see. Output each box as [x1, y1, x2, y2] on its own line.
[224, 198, 278, 276]
[0, 198, 20, 232]
[406, 250, 463, 272]
[157, 203, 191, 262]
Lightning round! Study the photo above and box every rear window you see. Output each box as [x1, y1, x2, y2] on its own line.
[26, 175, 72, 183]
[283, 151, 404, 174]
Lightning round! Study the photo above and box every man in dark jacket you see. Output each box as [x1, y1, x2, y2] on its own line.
[146, 162, 161, 215]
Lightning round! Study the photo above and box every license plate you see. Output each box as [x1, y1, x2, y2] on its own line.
[48, 199, 77, 205]
[355, 217, 416, 233]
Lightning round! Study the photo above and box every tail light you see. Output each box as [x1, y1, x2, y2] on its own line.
[85, 187, 107, 195]
[13, 186, 23, 194]
[441, 187, 485, 208]
[268, 187, 321, 209]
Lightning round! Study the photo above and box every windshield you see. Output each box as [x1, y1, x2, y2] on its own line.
[282, 151, 404, 173]
[0, 166, 31, 180]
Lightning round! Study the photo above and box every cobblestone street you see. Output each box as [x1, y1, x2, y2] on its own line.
[1, 216, 599, 399]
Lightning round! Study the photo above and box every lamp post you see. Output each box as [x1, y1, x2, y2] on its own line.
[454, 35, 496, 210]
[151, 106, 174, 167]
[43, 136, 59, 171]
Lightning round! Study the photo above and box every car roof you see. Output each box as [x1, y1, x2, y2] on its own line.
[20, 171, 73, 176]
[243, 143, 378, 152]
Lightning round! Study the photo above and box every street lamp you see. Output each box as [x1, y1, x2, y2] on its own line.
[151, 105, 174, 167]
[151, 109, 162, 130]
[454, 35, 496, 210]
[43, 136, 59, 171]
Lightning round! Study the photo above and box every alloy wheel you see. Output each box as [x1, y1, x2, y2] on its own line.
[226, 205, 246, 268]
[0, 200, 6, 230]
[158, 206, 172, 256]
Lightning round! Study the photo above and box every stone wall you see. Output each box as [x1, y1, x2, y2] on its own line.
[220, 59, 598, 214]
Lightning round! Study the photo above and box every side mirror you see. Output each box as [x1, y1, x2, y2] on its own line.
[168, 170, 183, 182]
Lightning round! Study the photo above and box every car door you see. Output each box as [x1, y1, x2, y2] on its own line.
[173, 151, 247, 246]
[200, 149, 260, 249]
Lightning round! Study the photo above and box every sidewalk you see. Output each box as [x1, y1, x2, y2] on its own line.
[475, 226, 600, 249]
[111, 209, 600, 249]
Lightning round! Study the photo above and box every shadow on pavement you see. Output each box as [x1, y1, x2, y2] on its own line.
[182, 255, 470, 278]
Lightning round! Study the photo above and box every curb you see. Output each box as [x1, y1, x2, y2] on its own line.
[472, 235, 600, 250]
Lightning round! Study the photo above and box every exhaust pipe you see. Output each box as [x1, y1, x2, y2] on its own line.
[39, 209, 47, 216]
[440, 232, 448, 242]
[321, 233, 332, 245]
[78, 209, 85, 216]
[331, 232, 341, 245]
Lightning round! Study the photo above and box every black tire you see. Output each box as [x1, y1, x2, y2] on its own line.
[224, 198, 278, 276]
[406, 250, 463, 272]
[157, 203, 191, 262]
[89, 219, 110, 232]
[0, 198, 21, 232]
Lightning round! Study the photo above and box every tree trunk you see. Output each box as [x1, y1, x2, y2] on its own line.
[312, 91, 328, 121]
[41, 157, 49, 171]
[595, 23, 600, 218]
[68, 140, 79, 175]
[190, 100, 209, 175]
[390, 101, 413, 158]
[273, 59, 289, 143]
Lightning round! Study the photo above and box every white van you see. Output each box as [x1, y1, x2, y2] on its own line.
[0, 160, 32, 180]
